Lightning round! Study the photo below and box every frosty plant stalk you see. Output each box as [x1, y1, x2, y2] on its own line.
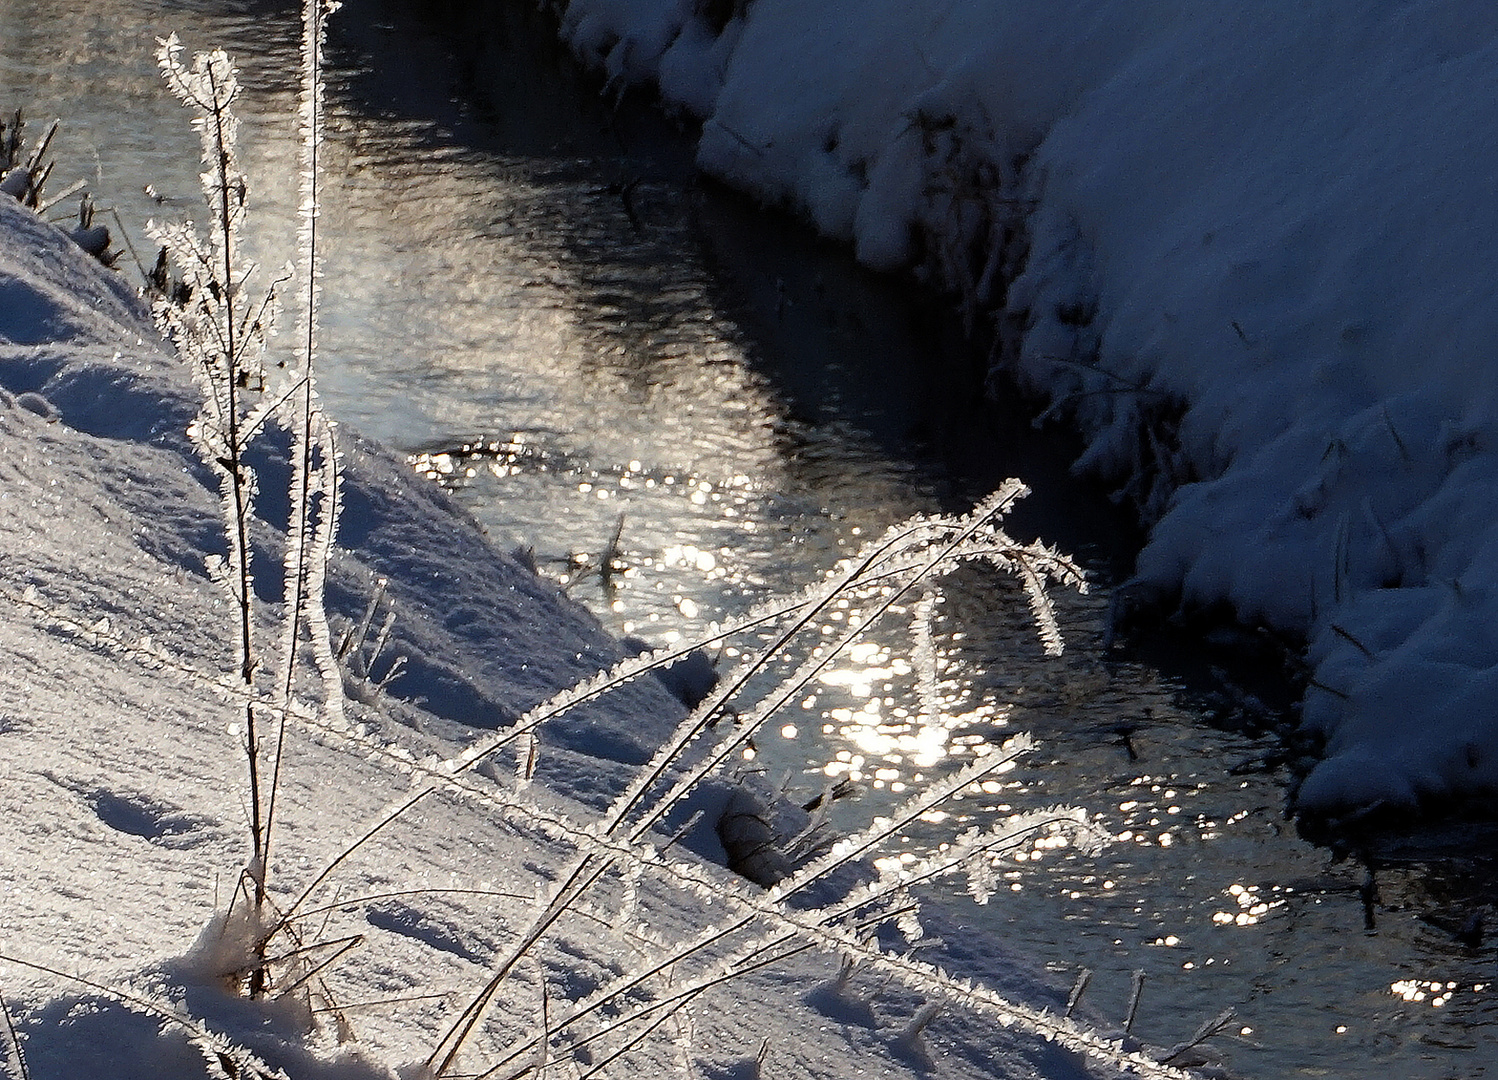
[150, 38, 279, 914]
[149, 10, 343, 1001]
[265, 0, 346, 923]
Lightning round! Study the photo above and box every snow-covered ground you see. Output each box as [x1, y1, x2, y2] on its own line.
[0, 188, 1200, 1075]
[544, 0, 1498, 821]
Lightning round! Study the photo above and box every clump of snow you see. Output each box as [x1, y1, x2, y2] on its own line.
[551, 0, 1498, 819]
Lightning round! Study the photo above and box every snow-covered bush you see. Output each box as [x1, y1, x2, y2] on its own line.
[1, 109, 118, 263]
[0, 110, 57, 208]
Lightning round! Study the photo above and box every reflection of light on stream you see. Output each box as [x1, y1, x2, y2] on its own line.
[1212, 883, 1285, 927]
[1391, 979, 1487, 1007]
[807, 605, 1012, 795]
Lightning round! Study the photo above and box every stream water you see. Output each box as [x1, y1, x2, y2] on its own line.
[3, 0, 1495, 1075]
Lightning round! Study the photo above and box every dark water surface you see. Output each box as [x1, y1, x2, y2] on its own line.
[3, 0, 1495, 1074]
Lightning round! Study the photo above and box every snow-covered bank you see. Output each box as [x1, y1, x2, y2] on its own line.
[539, 0, 1498, 820]
[0, 185, 1188, 1075]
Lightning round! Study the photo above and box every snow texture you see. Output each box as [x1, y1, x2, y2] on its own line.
[550, 0, 1498, 819]
[0, 190, 1151, 1076]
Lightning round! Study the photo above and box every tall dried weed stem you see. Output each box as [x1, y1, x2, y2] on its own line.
[148, 3, 343, 999]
